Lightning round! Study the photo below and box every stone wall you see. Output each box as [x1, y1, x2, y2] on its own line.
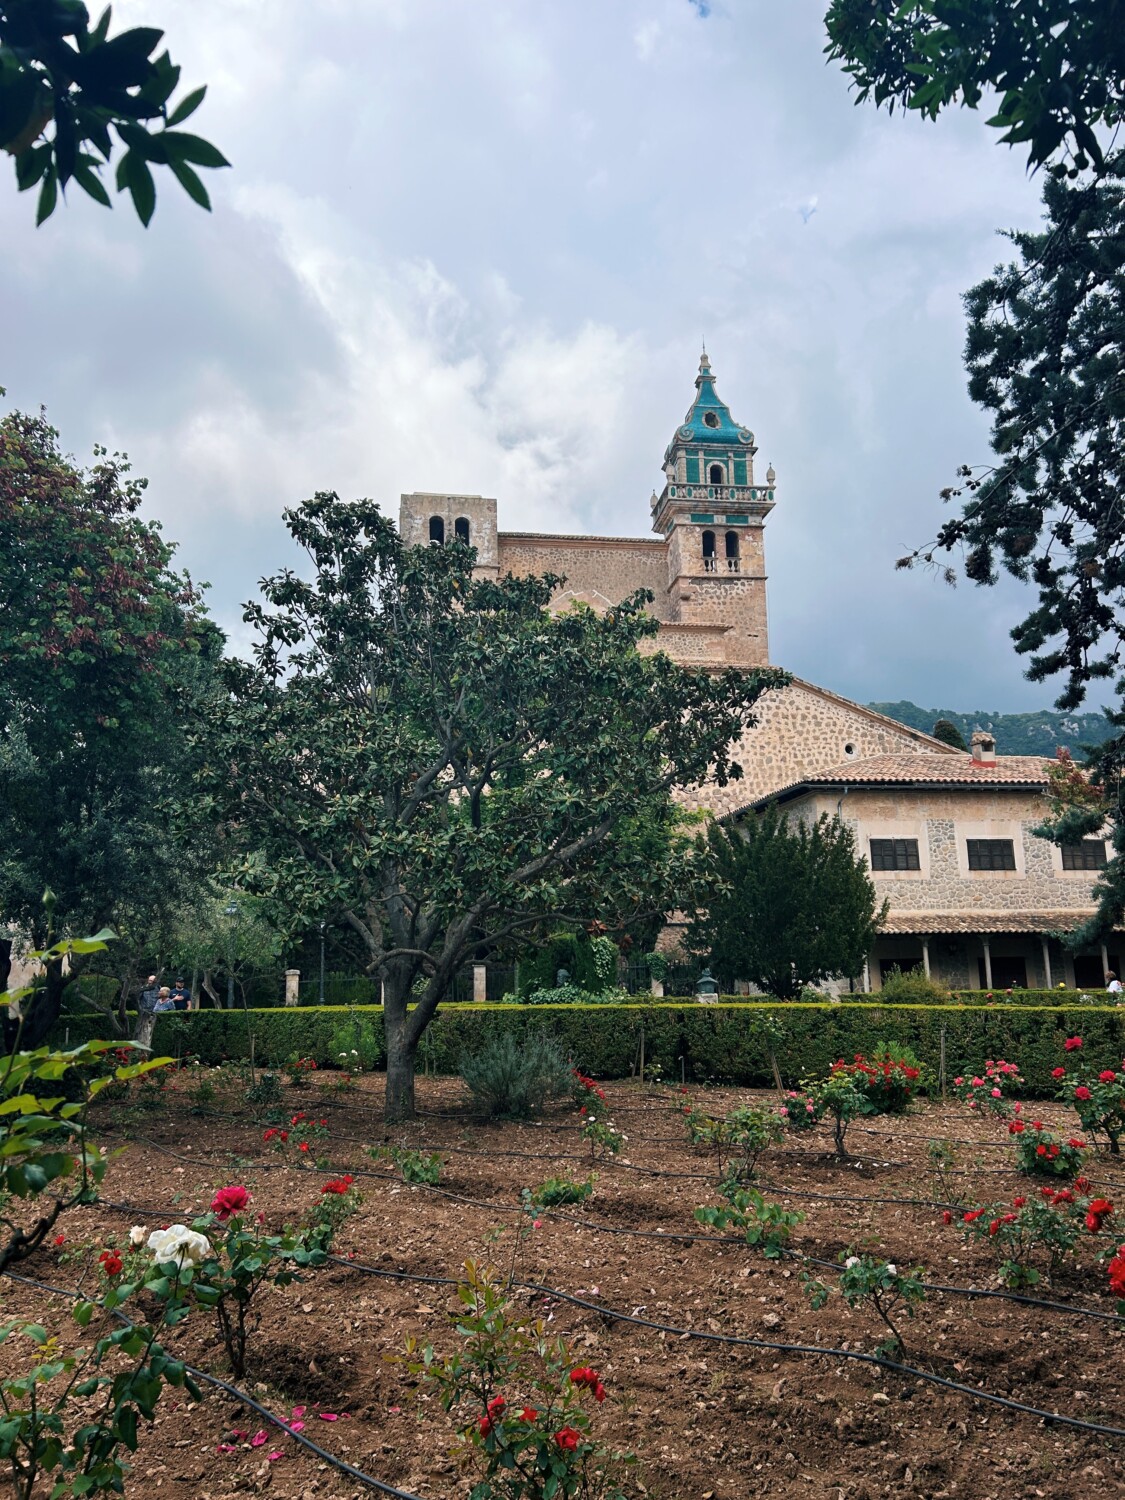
[796, 784, 1099, 912]
[685, 680, 955, 816]
[497, 533, 670, 614]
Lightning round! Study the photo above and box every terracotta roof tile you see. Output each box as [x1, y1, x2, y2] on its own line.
[744, 752, 1052, 810]
[879, 910, 1105, 935]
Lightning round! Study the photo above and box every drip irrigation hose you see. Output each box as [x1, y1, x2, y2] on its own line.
[103, 1132, 1125, 1317]
[3, 1271, 426, 1500]
[299, 1255, 1125, 1440]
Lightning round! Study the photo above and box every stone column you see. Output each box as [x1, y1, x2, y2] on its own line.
[284, 969, 300, 1006]
[921, 938, 931, 979]
[981, 937, 993, 990]
[473, 963, 487, 1003]
[1041, 936, 1053, 990]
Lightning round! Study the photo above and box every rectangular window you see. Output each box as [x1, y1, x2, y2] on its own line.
[686, 456, 700, 483]
[967, 838, 1016, 871]
[1061, 840, 1107, 870]
[869, 838, 920, 872]
[733, 459, 748, 485]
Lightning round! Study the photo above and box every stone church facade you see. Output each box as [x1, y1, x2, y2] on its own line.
[400, 353, 1109, 992]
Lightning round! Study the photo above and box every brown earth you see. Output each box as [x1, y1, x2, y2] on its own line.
[3, 1068, 1124, 1500]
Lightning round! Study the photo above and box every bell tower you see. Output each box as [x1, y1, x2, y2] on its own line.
[650, 350, 776, 666]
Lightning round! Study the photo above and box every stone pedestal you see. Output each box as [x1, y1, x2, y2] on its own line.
[649, 978, 664, 997]
[284, 969, 300, 1007]
[473, 963, 487, 1003]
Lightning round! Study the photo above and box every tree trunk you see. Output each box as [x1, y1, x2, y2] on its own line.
[384, 1004, 417, 1121]
[133, 1010, 158, 1052]
[10, 960, 68, 1052]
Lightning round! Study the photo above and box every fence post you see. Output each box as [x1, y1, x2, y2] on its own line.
[939, 1024, 946, 1099]
[284, 969, 300, 1006]
[638, 1022, 645, 1084]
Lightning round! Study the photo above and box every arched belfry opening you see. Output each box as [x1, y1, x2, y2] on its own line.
[709, 463, 724, 486]
[454, 516, 471, 544]
[701, 529, 716, 572]
[725, 529, 740, 572]
[429, 516, 445, 544]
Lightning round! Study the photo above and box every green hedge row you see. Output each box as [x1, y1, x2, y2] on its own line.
[51, 1001, 1125, 1094]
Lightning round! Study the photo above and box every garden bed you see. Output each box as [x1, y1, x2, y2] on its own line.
[4, 1068, 1125, 1499]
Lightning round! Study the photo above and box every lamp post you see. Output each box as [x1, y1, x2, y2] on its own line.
[224, 900, 239, 1009]
[318, 921, 326, 1007]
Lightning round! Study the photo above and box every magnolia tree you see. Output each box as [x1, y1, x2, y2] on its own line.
[197, 494, 783, 1119]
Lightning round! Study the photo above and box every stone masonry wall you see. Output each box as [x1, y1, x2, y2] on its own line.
[497, 534, 670, 616]
[684, 680, 955, 816]
[797, 786, 1099, 912]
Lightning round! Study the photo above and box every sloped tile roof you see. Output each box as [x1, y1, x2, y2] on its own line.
[879, 910, 1103, 935]
[745, 752, 1052, 810]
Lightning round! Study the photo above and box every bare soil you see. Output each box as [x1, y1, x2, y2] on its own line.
[4, 1069, 1125, 1500]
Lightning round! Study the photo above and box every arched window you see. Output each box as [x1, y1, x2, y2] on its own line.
[725, 530, 740, 571]
[701, 529, 716, 572]
[428, 516, 445, 545]
[454, 516, 471, 545]
[709, 464, 724, 486]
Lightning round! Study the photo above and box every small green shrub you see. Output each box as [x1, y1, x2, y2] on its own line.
[531, 1175, 595, 1207]
[876, 967, 951, 1005]
[695, 1182, 803, 1258]
[329, 1008, 381, 1071]
[460, 1032, 573, 1119]
[246, 1072, 282, 1112]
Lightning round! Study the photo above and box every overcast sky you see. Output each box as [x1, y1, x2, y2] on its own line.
[2, 0, 1081, 713]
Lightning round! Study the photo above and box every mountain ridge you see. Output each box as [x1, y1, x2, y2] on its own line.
[868, 701, 1111, 757]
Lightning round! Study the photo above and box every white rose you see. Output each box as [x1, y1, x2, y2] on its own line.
[844, 1256, 859, 1269]
[885, 1264, 897, 1277]
[147, 1225, 211, 1269]
[129, 1225, 147, 1247]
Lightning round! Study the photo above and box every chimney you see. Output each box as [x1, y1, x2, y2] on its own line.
[970, 730, 997, 766]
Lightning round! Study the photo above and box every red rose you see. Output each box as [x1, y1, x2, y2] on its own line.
[98, 1250, 123, 1276]
[1013, 1197, 1026, 1208]
[519, 1407, 539, 1423]
[321, 1176, 355, 1195]
[1051, 1067, 1066, 1080]
[988, 1219, 1001, 1236]
[478, 1416, 493, 1438]
[942, 1210, 952, 1225]
[299, 1142, 310, 1152]
[1036, 1144, 1048, 1156]
[963, 1209, 985, 1222]
[487, 1395, 506, 1418]
[1099, 1070, 1118, 1083]
[1089, 1198, 1114, 1217]
[1075, 1086, 1092, 1101]
[211, 1185, 250, 1221]
[53, 1234, 65, 1246]
[555, 1426, 581, 1451]
[279, 1130, 289, 1142]
[1087, 1213, 1102, 1232]
[1064, 1036, 1083, 1051]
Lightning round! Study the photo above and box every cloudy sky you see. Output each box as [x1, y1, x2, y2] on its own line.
[2, 0, 1075, 712]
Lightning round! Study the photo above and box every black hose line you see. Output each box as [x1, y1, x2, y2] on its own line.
[304, 1255, 1125, 1440]
[3, 1271, 426, 1500]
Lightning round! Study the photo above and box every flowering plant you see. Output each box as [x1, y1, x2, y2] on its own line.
[407, 1260, 631, 1500]
[803, 1253, 926, 1358]
[1009, 1119, 1087, 1178]
[310, 1176, 362, 1251]
[776, 1089, 818, 1134]
[152, 1190, 327, 1376]
[1108, 1244, 1125, 1311]
[806, 1069, 870, 1156]
[950, 1058, 1023, 1117]
[1053, 1057, 1125, 1154]
[832, 1046, 923, 1116]
[571, 1069, 607, 1106]
[955, 1192, 1081, 1287]
[282, 1054, 318, 1087]
[580, 1115, 626, 1163]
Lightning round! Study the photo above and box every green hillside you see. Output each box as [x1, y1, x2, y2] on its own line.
[868, 701, 1112, 756]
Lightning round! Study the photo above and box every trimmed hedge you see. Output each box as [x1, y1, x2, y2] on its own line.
[50, 1000, 1125, 1095]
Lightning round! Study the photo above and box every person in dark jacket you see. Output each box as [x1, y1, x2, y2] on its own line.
[138, 974, 160, 1014]
[170, 978, 191, 1012]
